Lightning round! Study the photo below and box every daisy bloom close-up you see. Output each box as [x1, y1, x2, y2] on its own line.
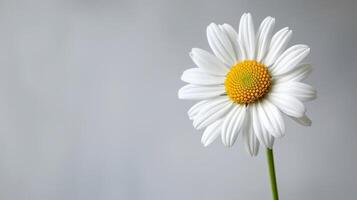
[178, 13, 316, 156]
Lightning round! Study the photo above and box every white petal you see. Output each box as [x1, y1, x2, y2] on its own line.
[238, 13, 247, 60]
[263, 27, 292, 66]
[256, 16, 275, 62]
[178, 84, 225, 100]
[207, 23, 237, 65]
[290, 114, 312, 126]
[271, 45, 310, 76]
[258, 100, 285, 138]
[241, 13, 256, 59]
[221, 24, 240, 61]
[268, 93, 305, 118]
[272, 82, 317, 102]
[188, 100, 209, 120]
[201, 119, 223, 147]
[250, 104, 274, 148]
[193, 96, 233, 130]
[181, 68, 225, 85]
[275, 64, 312, 83]
[190, 48, 229, 76]
[243, 106, 260, 156]
[221, 104, 246, 147]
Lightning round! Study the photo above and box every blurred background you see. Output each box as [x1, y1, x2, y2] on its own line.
[0, 0, 356, 199]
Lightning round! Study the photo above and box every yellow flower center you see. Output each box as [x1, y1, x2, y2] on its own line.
[224, 60, 272, 104]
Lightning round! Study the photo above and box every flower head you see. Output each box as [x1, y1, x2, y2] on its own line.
[178, 13, 316, 156]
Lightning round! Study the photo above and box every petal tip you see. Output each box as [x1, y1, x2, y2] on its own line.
[248, 150, 258, 157]
[177, 89, 183, 99]
[201, 140, 210, 147]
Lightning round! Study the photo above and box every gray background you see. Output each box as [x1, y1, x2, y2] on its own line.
[0, 0, 356, 199]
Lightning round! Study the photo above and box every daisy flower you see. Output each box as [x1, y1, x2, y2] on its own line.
[178, 13, 316, 156]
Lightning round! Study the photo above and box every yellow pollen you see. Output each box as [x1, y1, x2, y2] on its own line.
[224, 60, 272, 104]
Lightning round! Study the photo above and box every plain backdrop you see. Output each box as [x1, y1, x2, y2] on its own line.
[0, 0, 356, 199]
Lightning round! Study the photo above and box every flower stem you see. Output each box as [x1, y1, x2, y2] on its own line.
[266, 148, 279, 200]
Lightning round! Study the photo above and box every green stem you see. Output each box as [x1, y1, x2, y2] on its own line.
[266, 148, 279, 200]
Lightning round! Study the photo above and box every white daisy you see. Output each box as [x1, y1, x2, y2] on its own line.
[178, 13, 316, 156]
